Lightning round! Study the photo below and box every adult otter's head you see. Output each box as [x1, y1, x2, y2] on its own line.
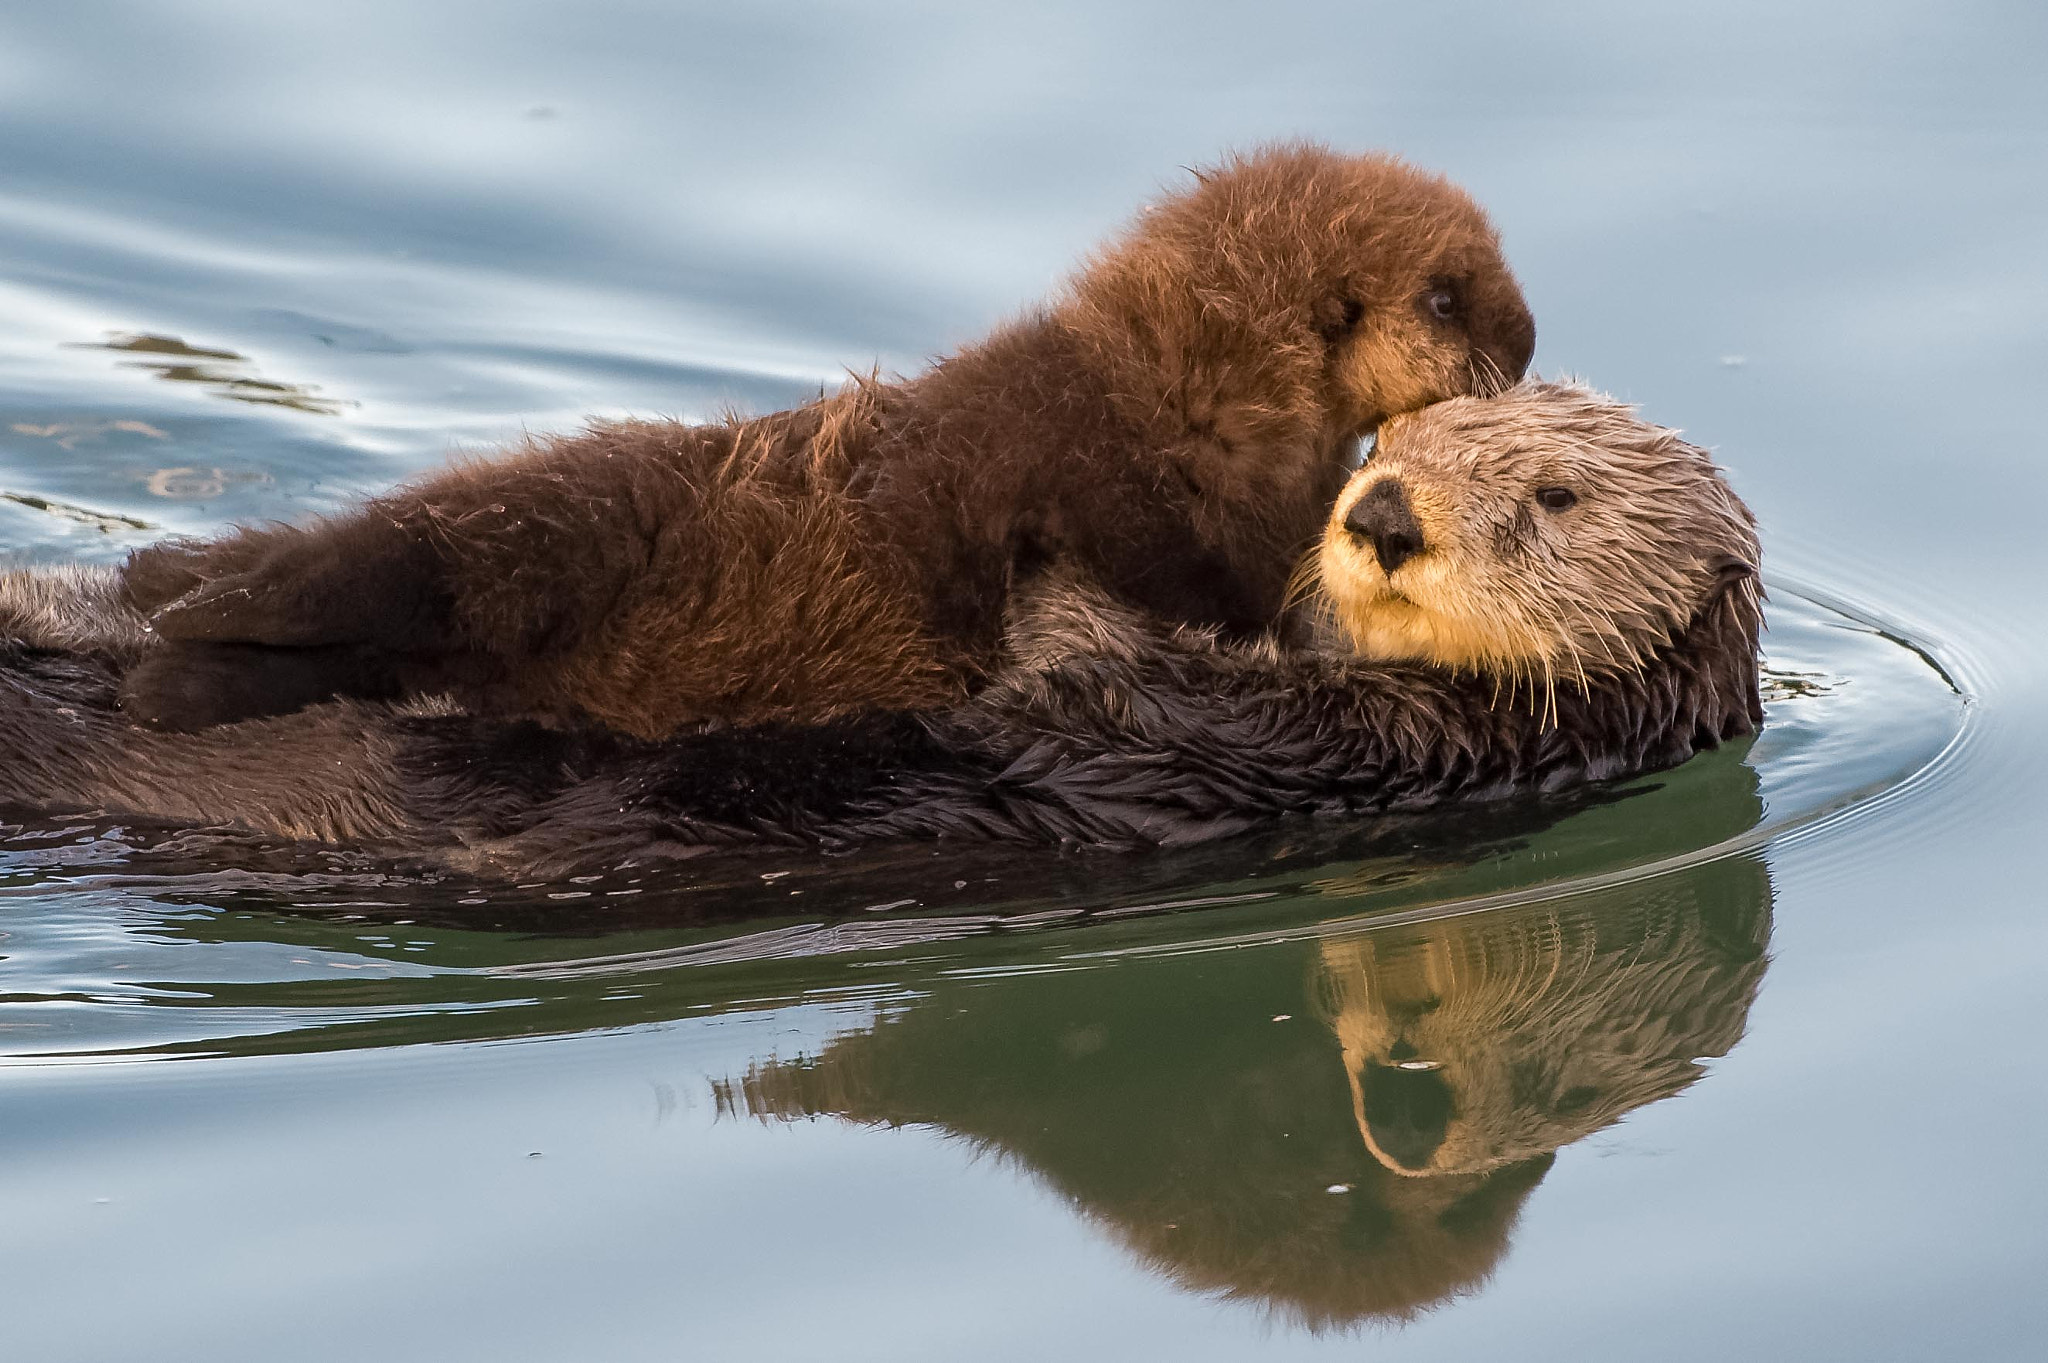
[1316, 381, 1761, 694]
[1059, 143, 1536, 477]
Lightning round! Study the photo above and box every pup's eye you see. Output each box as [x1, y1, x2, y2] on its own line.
[1425, 287, 1459, 321]
[1536, 486, 1577, 512]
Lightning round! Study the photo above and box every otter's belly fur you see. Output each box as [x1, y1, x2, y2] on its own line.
[0, 566, 1760, 880]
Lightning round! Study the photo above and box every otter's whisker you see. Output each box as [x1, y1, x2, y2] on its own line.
[1474, 348, 1510, 398]
[1283, 551, 1326, 615]
[1556, 632, 1592, 695]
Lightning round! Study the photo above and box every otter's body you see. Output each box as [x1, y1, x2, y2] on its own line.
[0, 566, 1758, 878]
[117, 144, 1535, 736]
[0, 384, 1762, 880]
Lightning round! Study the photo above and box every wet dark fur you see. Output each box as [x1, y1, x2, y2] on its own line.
[116, 144, 1535, 737]
[0, 574, 1760, 879]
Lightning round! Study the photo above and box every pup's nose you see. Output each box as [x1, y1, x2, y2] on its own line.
[1489, 302, 1537, 389]
[1344, 479, 1426, 573]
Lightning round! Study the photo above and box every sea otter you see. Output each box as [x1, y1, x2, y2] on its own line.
[112, 142, 1535, 737]
[0, 383, 1759, 877]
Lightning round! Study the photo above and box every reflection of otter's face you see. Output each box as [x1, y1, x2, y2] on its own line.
[1317, 382, 1760, 689]
[1065, 144, 1536, 476]
[1331, 933, 1628, 1177]
[1319, 892, 1768, 1177]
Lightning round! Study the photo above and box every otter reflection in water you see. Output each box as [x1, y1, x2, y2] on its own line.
[719, 855, 1772, 1328]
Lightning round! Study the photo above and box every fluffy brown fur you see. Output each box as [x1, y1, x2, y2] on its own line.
[116, 143, 1534, 736]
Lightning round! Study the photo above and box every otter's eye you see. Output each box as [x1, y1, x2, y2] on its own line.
[1536, 486, 1577, 512]
[1425, 287, 1459, 322]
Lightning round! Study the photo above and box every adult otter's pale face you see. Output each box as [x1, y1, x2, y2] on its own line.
[1060, 143, 1536, 488]
[1317, 381, 1760, 694]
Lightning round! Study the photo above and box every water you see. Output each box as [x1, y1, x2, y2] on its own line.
[1, 3, 2042, 1358]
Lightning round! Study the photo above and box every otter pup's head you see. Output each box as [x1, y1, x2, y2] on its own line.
[1060, 143, 1536, 467]
[1316, 381, 1760, 690]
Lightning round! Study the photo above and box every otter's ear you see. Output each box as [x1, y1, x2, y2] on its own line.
[1711, 558, 1759, 593]
[1703, 557, 1764, 630]
[1314, 293, 1366, 344]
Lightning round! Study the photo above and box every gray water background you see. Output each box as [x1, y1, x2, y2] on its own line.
[0, 2, 2041, 1359]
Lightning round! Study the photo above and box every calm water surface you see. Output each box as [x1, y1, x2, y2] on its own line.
[1, 3, 2042, 1359]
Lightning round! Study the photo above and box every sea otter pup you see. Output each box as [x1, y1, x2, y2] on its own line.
[0, 383, 1759, 876]
[113, 143, 1535, 737]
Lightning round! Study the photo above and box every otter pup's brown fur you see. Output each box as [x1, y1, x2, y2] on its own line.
[116, 143, 1534, 736]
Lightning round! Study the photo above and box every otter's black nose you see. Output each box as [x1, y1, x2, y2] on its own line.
[1344, 480, 1426, 573]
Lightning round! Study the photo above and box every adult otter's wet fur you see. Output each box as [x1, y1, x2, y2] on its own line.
[114, 142, 1535, 737]
[0, 383, 1760, 877]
